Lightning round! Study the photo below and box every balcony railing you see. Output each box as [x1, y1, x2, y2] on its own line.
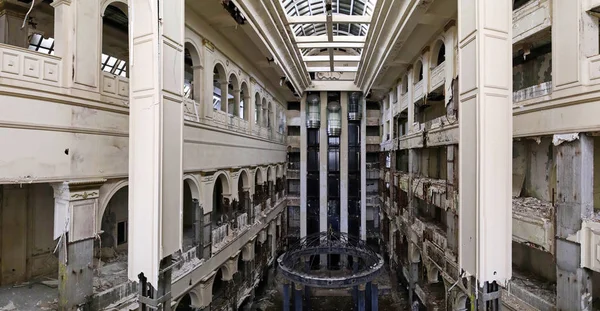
[0, 43, 61, 87]
[236, 213, 248, 229]
[430, 61, 445, 91]
[400, 93, 409, 111]
[413, 80, 424, 103]
[212, 223, 229, 247]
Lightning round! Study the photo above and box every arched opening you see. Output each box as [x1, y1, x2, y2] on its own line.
[237, 171, 250, 226]
[183, 42, 202, 101]
[402, 76, 409, 95]
[436, 42, 446, 66]
[95, 185, 129, 292]
[182, 180, 200, 252]
[228, 73, 239, 116]
[240, 82, 249, 120]
[101, 4, 129, 78]
[24, 2, 55, 54]
[175, 293, 193, 310]
[213, 64, 227, 111]
[254, 169, 264, 205]
[212, 269, 225, 306]
[236, 254, 246, 284]
[414, 61, 423, 82]
[255, 93, 261, 125]
[212, 174, 229, 224]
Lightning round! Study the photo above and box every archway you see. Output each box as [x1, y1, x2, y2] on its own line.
[182, 179, 200, 252]
[254, 168, 264, 205]
[212, 173, 231, 225]
[184, 42, 202, 100]
[101, 4, 129, 77]
[228, 73, 239, 116]
[213, 64, 227, 111]
[433, 40, 446, 67]
[211, 268, 226, 307]
[237, 170, 251, 226]
[414, 60, 423, 82]
[175, 293, 193, 310]
[95, 185, 129, 292]
[267, 102, 273, 129]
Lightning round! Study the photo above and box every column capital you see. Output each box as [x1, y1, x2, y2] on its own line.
[51, 0, 73, 7]
[294, 283, 303, 291]
[358, 284, 366, 291]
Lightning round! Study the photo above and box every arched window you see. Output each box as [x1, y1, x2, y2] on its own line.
[240, 82, 249, 120]
[436, 43, 446, 66]
[213, 64, 227, 111]
[101, 4, 129, 77]
[414, 61, 423, 82]
[184, 42, 202, 100]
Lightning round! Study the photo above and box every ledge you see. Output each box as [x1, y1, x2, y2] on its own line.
[512, 197, 554, 254]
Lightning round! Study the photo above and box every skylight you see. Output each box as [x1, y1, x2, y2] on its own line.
[279, 0, 377, 75]
[101, 54, 127, 77]
[28, 33, 55, 55]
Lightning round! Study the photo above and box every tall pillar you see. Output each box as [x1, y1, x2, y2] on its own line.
[457, 0, 512, 286]
[129, 1, 184, 308]
[294, 283, 303, 311]
[300, 94, 308, 238]
[283, 281, 291, 311]
[52, 180, 105, 310]
[340, 92, 349, 234]
[232, 88, 241, 117]
[366, 281, 372, 311]
[371, 282, 379, 311]
[319, 91, 328, 236]
[357, 283, 366, 311]
[193, 199, 203, 258]
[555, 136, 593, 310]
[51, 0, 74, 87]
[220, 81, 229, 113]
[360, 94, 367, 240]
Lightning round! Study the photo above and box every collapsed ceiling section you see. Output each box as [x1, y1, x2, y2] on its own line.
[278, 0, 377, 81]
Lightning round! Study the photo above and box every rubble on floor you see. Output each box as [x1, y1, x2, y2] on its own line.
[513, 197, 553, 220]
[94, 251, 128, 293]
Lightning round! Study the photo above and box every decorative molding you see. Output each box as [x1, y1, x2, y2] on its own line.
[202, 39, 215, 52]
[315, 72, 342, 81]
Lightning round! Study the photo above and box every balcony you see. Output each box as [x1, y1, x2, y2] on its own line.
[512, 0, 551, 44]
[366, 169, 379, 179]
[413, 80, 424, 103]
[288, 135, 300, 148]
[513, 81, 552, 103]
[412, 176, 456, 212]
[287, 110, 300, 126]
[581, 216, 600, 273]
[366, 136, 381, 145]
[211, 223, 229, 252]
[430, 61, 445, 91]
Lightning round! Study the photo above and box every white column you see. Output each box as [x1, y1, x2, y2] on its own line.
[220, 81, 229, 113]
[51, 0, 74, 87]
[406, 69, 414, 132]
[129, 0, 184, 286]
[444, 21, 457, 106]
[340, 92, 349, 234]
[319, 91, 328, 234]
[360, 96, 367, 241]
[300, 94, 307, 238]
[458, 0, 512, 285]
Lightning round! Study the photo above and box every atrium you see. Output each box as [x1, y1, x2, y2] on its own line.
[0, 0, 598, 310]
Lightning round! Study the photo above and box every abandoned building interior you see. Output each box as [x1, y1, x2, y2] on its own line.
[0, 0, 599, 310]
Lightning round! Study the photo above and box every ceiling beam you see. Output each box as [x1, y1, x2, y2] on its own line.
[295, 35, 366, 43]
[287, 15, 372, 24]
[296, 42, 365, 49]
[306, 66, 359, 72]
[326, 1, 334, 71]
[303, 55, 362, 62]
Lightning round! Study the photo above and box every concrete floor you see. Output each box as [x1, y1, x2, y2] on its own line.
[0, 282, 58, 311]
